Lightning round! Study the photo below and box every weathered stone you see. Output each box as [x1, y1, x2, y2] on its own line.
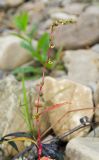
[50, 70, 67, 78]
[0, 0, 24, 7]
[64, 3, 88, 15]
[42, 77, 93, 141]
[63, 49, 99, 86]
[18, 1, 46, 24]
[94, 83, 99, 122]
[0, 35, 32, 70]
[91, 44, 99, 53]
[0, 76, 49, 156]
[0, 11, 5, 23]
[54, 6, 99, 49]
[88, 126, 99, 137]
[94, 83, 99, 106]
[0, 70, 4, 79]
[50, 12, 77, 21]
[71, 0, 99, 3]
[65, 137, 99, 160]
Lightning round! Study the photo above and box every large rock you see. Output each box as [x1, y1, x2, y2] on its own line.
[63, 49, 99, 86]
[65, 137, 99, 160]
[42, 77, 93, 141]
[54, 5, 99, 49]
[18, 1, 46, 24]
[50, 12, 77, 21]
[91, 44, 99, 53]
[0, 36, 32, 70]
[0, 0, 24, 7]
[70, 0, 99, 3]
[88, 126, 99, 137]
[64, 3, 88, 15]
[94, 83, 99, 122]
[0, 76, 49, 156]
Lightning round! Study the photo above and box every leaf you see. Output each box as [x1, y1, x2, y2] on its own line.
[8, 141, 19, 152]
[37, 33, 49, 63]
[22, 78, 33, 133]
[13, 12, 29, 32]
[3, 132, 33, 139]
[8, 137, 37, 146]
[21, 40, 35, 56]
[12, 66, 41, 75]
[28, 24, 38, 39]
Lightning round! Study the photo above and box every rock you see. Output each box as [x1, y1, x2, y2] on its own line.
[0, 35, 33, 70]
[65, 137, 99, 160]
[42, 77, 93, 141]
[54, 5, 99, 49]
[0, 11, 5, 23]
[50, 70, 66, 78]
[18, 1, 46, 24]
[91, 44, 99, 53]
[94, 83, 99, 106]
[42, 135, 54, 144]
[63, 49, 99, 86]
[64, 3, 88, 15]
[71, 0, 99, 3]
[50, 12, 77, 21]
[0, 0, 24, 8]
[94, 83, 99, 122]
[0, 70, 4, 79]
[88, 126, 99, 137]
[0, 76, 49, 156]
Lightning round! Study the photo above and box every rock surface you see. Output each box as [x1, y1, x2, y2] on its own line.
[42, 77, 93, 141]
[18, 1, 46, 25]
[88, 127, 99, 137]
[50, 12, 77, 21]
[63, 49, 99, 86]
[0, 76, 49, 156]
[0, 0, 24, 7]
[0, 36, 32, 70]
[54, 5, 99, 49]
[94, 83, 99, 122]
[65, 137, 99, 160]
[91, 44, 99, 53]
[64, 3, 88, 15]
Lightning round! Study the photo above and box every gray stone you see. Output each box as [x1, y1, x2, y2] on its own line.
[42, 77, 93, 141]
[50, 70, 67, 78]
[65, 137, 99, 160]
[91, 44, 99, 53]
[94, 83, 99, 106]
[0, 70, 4, 79]
[88, 127, 99, 137]
[54, 5, 99, 49]
[63, 49, 99, 86]
[0, 76, 49, 156]
[0, 0, 24, 7]
[18, 1, 46, 24]
[64, 3, 88, 15]
[94, 83, 99, 122]
[0, 35, 33, 70]
[70, 0, 99, 3]
[50, 12, 77, 21]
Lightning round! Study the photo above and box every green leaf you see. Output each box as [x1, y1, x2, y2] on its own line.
[21, 40, 35, 56]
[8, 141, 19, 152]
[37, 33, 49, 63]
[12, 66, 41, 74]
[27, 24, 38, 39]
[22, 78, 33, 133]
[13, 12, 29, 32]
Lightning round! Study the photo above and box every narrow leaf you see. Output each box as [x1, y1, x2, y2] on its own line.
[8, 141, 19, 152]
